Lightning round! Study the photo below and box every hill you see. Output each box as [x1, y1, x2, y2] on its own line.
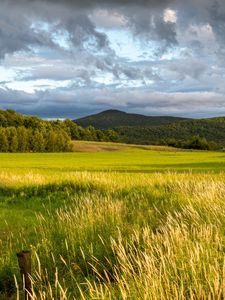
[75, 109, 189, 129]
[115, 117, 225, 147]
[75, 109, 225, 148]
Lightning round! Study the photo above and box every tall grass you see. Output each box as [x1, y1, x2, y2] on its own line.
[1, 172, 225, 299]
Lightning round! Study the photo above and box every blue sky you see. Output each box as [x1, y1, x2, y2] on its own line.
[0, 0, 225, 118]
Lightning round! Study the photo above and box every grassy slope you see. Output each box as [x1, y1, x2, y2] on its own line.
[1, 146, 225, 299]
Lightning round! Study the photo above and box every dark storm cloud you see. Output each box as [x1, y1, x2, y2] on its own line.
[23, 0, 174, 9]
[0, 7, 57, 58]
[0, 0, 111, 59]
[1, 0, 225, 57]
[0, 87, 37, 104]
[122, 8, 177, 51]
[62, 15, 109, 49]
[1, 85, 225, 119]
[0, 0, 178, 60]
[209, 0, 225, 46]
[177, 0, 225, 46]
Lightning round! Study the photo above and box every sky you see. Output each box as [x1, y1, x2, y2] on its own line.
[0, 0, 225, 119]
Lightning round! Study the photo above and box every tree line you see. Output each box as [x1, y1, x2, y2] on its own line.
[0, 126, 72, 152]
[0, 110, 120, 152]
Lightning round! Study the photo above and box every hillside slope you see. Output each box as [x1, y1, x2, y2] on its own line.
[116, 118, 225, 146]
[75, 109, 189, 129]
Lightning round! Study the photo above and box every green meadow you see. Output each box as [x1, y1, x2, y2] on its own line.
[1, 147, 225, 174]
[1, 144, 225, 299]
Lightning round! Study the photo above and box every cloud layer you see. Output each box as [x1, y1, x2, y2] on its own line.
[0, 0, 225, 118]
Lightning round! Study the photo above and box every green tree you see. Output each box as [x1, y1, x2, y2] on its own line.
[45, 130, 58, 152]
[17, 126, 29, 152]
[58, 130, 72, 152]
[185, 136, 209, 150]
[96, 130, 105, 142]
[85, 126, 97, 141]
[63, 119, 81, 140]
[0, 128, 9, 152]
[103, 129, 120, 142]
[7, 127, 18, 152]
[32, 130, 45, 152]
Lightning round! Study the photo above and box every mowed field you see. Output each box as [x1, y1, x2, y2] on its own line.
[1, 142, 225, 299]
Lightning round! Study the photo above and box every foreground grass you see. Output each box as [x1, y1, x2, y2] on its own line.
[0, 147, 225, 299]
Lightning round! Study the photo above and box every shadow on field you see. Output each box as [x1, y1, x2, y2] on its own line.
[0, 181, 107, 202]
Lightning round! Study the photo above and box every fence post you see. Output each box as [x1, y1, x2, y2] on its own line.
[16, 250, 32, 300]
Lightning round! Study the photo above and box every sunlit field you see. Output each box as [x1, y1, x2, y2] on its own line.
[1, 145, 225, 299]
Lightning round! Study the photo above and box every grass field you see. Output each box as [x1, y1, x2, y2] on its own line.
[1, 143, 225, 299]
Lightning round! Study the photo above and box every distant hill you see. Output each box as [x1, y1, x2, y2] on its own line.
[75, 109, 190, 129]
[115, 117, 225, 146]
[75, 110, 225, 147]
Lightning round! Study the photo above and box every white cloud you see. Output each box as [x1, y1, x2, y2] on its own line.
[164, 9, 177, 23]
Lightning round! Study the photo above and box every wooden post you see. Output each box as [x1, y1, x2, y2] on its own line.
[16, 250, 32, 300]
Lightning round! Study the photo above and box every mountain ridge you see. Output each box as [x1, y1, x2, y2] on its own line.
[75, 109, 225, 147]
[75, 109, 191, 129]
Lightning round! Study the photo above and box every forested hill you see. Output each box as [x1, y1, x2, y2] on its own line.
[75, 109, 225, 148]
[115, 117, 225, 147]
[75, 109, 189, 129]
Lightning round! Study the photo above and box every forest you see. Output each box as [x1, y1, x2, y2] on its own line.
[0, 109, 119, 152]
[116, 118, 225, 149]
[75, 109, 225, 150]
[1, 109, 224, 152]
